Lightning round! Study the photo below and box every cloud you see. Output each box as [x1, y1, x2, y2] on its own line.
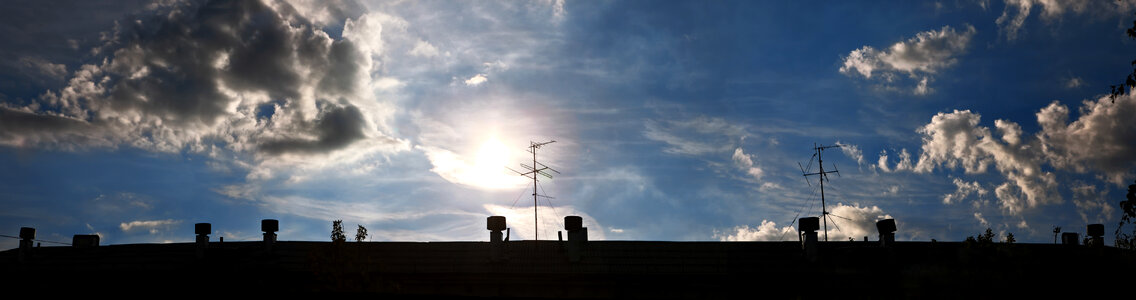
[995, 0, 1136, 41]
[942, 178, 988, 204]
[876, 148, 914, 172]
[889, 93, 1136, 214]
[840, 25, 976, 94]
[1036, 97, 1136, 185]
[464, 74, 488, 86]
[822, 203, 894, 241]
[1071, 183, 1114, 224]
[0, 0, 406, 171]
[974, 212, 989, 227]
[19, 56, 68, 80]
[732, 147, 764, 181]
[759, 182, 782, 192]
[835, 141, 865, 166]
[718, 204, 895, 242]
[901, 109, 1059, 214]
[644, 116, 747, 156]
[715, 220, 797, 241]
[119, 219, 180, 234]
[1066, 77, 1084, 89]
[484, 204, 606, 241]
[408, 39, 440, 57]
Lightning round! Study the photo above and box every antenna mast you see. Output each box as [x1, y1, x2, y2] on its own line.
[506, 140, 560, 240]
[801, 143, 841, 242]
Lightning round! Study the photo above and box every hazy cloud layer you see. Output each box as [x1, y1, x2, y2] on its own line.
[119, 219, 180, 234]
[996, 0, 1136, 41]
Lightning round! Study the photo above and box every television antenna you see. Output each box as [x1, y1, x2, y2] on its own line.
[798, 143, 841, 242]
[506, 140, 560, 240]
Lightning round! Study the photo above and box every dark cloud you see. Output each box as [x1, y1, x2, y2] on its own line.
[1, 0, 384, 157]
[259, 101, 366, 156]
[0, 108, 107, 149]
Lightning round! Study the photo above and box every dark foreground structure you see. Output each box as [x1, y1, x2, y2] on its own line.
[4, 219, 1135, 298]
[3, 239, 1135, 298]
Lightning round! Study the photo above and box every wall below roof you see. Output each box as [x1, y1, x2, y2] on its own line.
[1, 240, 1133, 297]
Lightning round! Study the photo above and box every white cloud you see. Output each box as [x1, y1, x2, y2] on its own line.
[835, 141, 865, 166]
[119, 219, 180, 234]
[840, 25, 976, 95]
[974, 212, 989, 227]
[464, 74, 488, 86]
[759, 182, 782, 192]
[417, 144, 528, 190]
[904, 109, 1060, 214]
[893, 93, 1136, 213]
[715, 220, 797, 241]
[408, 39, 440, 57]
[942, 178, 988, 204]
[876, 148, 914, 172]
[732, 147, 764, 181]
[822, 203, 894, 241]
[484, 204, 606, 241]
[1036, 96, 1136, 185]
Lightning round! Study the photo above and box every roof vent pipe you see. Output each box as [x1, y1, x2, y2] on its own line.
[1088, 224, 1104, 247]
[565, 216, 587, 262]
[1061, 232, 1080, 246]
[195, 223, 210, 258]
[262, 219, 278, 253]
[876, 219, 896, 247]
[799, 217, 819, 261]
[487, 216, 506, 262]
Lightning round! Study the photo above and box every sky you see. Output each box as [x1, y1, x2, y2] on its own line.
[3, 0, 1136, 249]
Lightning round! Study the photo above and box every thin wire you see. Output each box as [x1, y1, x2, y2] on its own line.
[0, 234, 72, 245]
[779, 180, 822, 241]
[538, 181, 563, 238]
[509, 185, 530, 210]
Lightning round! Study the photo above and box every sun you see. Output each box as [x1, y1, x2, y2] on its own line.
[469, 137, 526, 189]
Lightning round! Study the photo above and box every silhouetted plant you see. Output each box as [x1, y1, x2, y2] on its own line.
[1004, 232, 1015, 244]
[1111, 13, 1136, 102]
[355, 225, 368, 242]
[1052, 226, 1061, 244]
[1115, 180, 1136, 249]
[331, 220, 346, 243]
[966, 228, 996, 245]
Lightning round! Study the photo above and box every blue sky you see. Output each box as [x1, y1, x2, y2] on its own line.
[3, 0, 1136, 249]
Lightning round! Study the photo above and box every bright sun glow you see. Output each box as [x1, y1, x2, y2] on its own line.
[468, 138, 527, 189]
